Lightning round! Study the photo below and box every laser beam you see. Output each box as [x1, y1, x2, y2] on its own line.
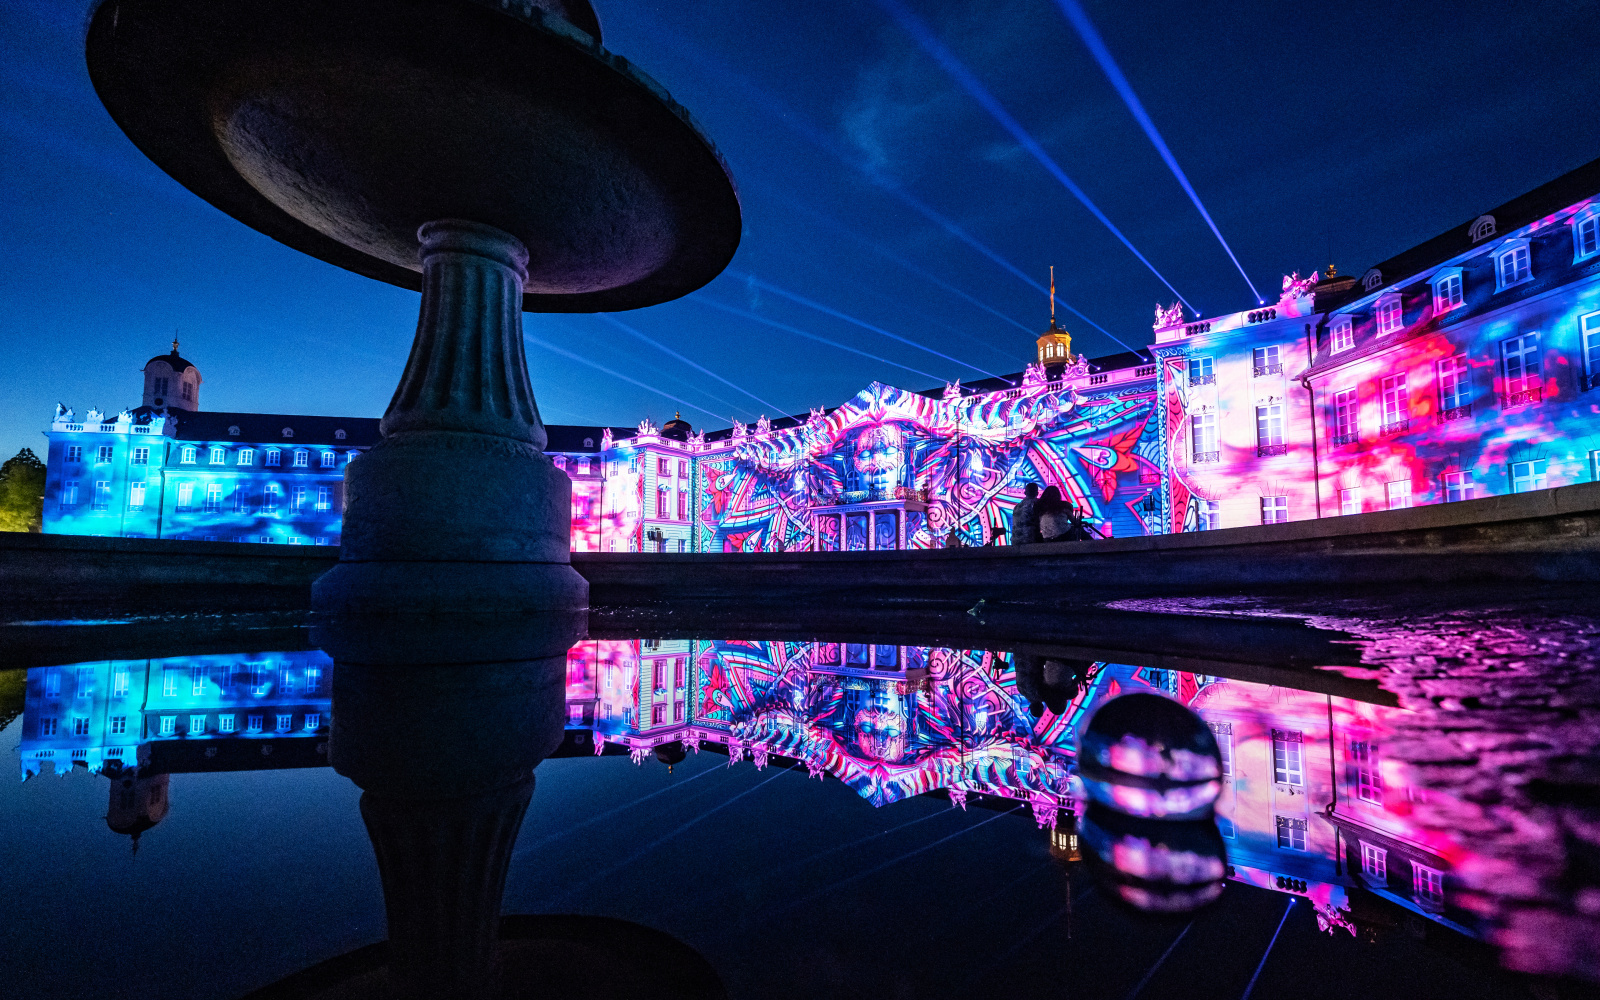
[596, 313, 787, 414]
[728, 270, 1007, 381]
[522, 330, 728, 424]
[876, 0, 1198, 315]
[1052, 0, 1263, 303]
[693, 295, 946, 385]
[1241, 898, 1295, 1000]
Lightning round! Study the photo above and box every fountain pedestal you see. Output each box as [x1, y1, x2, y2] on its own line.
[314, 221, 587, 614]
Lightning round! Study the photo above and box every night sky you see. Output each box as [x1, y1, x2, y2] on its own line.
[2, 0, 1598, 464]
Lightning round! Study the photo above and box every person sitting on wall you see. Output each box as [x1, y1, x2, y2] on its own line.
[1036, 486, 1071, 541]
[1011, 483, 1041, 545]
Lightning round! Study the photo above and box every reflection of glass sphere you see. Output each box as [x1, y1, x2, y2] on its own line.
[1079, 804, 1227, 914]
[1078, 693, 1222, 820]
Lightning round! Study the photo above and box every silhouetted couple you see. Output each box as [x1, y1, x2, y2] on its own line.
[1012, 482, 1096, 544]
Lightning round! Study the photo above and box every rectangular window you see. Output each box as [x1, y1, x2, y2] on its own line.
[237, 448, 254, 466]
[1501, 334, 1541, 403]
[1261, 496, 1287, 524]
[1361, 841, 1388, 880]
[75, 666, 94, 697]
[110, 716, 126, 735]
[1207, 721, 1233, 778]
[154, 376, 168, 396]
[233, 487, 252, 514]
[1188, 355, 1215, 384]
[1340, 487, 1362, 516]
[1386, 480, 1412, 509]
[675, 658, 687, 689]
[162, 670, 178, 697]
[316, 486, 332, 511]
[1511, 459, 1548, 494]
[1332, 388, 1358, 444]
[132, 446, 149, 465]
[112, 670, 129, 697]
[1437, 355, 1472, 417]
[192, 666, 206, 696]
[43, 668, 61, 698]
[66, 445, 83, 463]
[658, 458, 670, 476]
[291, 486, 307, 512]
[1351, 740, 1383, 803]
[320, 451, 336, 468]
[1272, 729, 1304, 786]
[1252, 345, 1282, 376]
[219, 714, 235, 733]
[304, 713, 321, 731]
[176, 482, 194, 509]
[73, 716, 90, 736]
[1442, 472, 1474, 502]
[1190, 413, 1218, 462]
[677, 491, 687, 520]
[1197, 499, 1220, 531]
[1578, 215, 1600, 259]
[247, 714, 263, 733]
[1276, 816, 1307, 851]
[1377, 297, 1403, 335]
[159, 715, 176, 736]
[128, 481, 146, 511]
[61, 480, 79, 508]
[674, 701, 684, 721]
[1330, 318, 1354, 353]
[654, 661, 668, 692]
[1591, 450, 1600, 482]
[189, 714, 206, 735]
[97, 445, 114, 464]
[577, 458, 591, 475]
[1380, 374, 1409, 432]
[262, 484, 280, 513]
[275, 714, 293, 733]
[1434, 273, 1463, 312]
[1255, 404, 1285, 454]
[1499, 245, 1531, 286]
[305, 667, 322, 693]
[656, 490, 669, 519]
[651, 704, 665, 725]
[1412, 863, 1445, 907]
[209, 447, 225, 465]
[293, 450, 309, 468]
[204, 483, 223, 513]
[92, 481, 112, 511]
[180, 446, 197, 464]
[39, 717, 57, 736]
[265, 449, 281, 467]
[1581, 312, 1600, 390]
[678, 460, 688, 479]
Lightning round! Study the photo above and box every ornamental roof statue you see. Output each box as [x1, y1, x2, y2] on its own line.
[1153, 302, 1184, 331]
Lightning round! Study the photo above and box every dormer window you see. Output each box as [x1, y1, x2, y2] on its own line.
[1375, 293, 1404, 335]
[1362, 269, 1383, 292]
[265, 448, 281, 467]
[1432, 269, 1464, 315]
[347, 450, 360, 464]
[1496, 239, 1532, 290]
[334, 429, 347, 440]
[1470, 215, 1497, 243]
[281, 427, 294, 438]
[292, 449, 309, 468]
[179, 445, 197, 464]
[1573, 206, 1600, 262]
[237, 449, 255, 466]
[1330, 317, 1355, 353]
[228, 425, 240, 436]
[320, 451, 336, 468]
[209, 447, 226, 465]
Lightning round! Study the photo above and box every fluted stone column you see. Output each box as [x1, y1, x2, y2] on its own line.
[314, 220, 588, 613]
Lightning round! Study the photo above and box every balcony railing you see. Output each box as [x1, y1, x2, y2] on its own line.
[1332, 432, 1358, 446]
[1088, 374, 1109, 386]
[1256, 443, 1289, 457]
[1193, 451, 1220, 464]
[1503, 389, 1542, 407]
[1383, 419, 1411, 434]
[1253, 363, 1283, 377]
[1191, 374, 1216, 385]
[1440, 403, 1473, 421]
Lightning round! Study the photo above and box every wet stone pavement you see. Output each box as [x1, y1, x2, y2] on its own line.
[1118, 586, 1600, 985]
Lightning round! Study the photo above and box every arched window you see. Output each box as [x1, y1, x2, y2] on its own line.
[1362, 269, 1383, 292]
[1469, 215, 1497, 243]
[334, 429, 347, 440]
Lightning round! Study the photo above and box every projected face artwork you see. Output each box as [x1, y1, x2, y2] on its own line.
[691, 380, 1161, 552]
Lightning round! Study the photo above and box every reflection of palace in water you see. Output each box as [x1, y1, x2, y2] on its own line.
[18, 641, 1466, 935]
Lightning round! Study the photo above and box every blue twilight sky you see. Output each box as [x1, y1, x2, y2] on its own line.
[2, 0, 1598, 464]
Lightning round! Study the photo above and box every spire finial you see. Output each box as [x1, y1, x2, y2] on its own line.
[1049, 266, 1056, 323]
[171, 334, 180, 354]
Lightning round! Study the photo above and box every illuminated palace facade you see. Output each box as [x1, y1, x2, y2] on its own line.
[38, 156, 1600, 548]
[20, 639, 1470, 938]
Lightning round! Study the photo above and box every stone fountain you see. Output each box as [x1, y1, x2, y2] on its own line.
[86, 0, 741, 613]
